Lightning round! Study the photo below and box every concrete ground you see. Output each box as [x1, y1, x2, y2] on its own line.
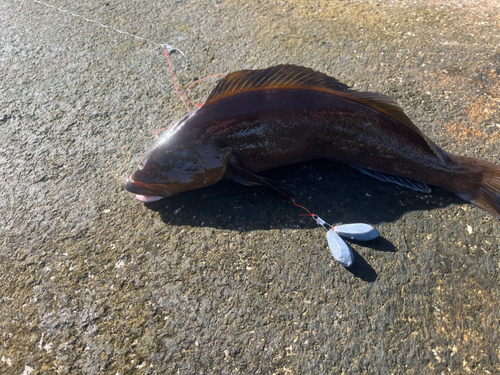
[1, 0, 499, 373]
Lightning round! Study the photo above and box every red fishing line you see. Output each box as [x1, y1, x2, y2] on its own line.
[164, 49, 191, 112]
[290, 197, 314, 217]
[156, 51, 226, 137]
[290, 197, 337, 231]
[152, 49, 191, 139]
[184, 74, 227, 107]
[153, 126, 172, 139]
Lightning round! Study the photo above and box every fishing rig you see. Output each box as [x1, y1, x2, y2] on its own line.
[32, 0, 380, 268]
[290, 199, 379, 267]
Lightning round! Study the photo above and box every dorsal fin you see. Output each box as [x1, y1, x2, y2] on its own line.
[205, 65, 448, 164]
[205, 65, 350, 106]
[342, 91, 449, 164]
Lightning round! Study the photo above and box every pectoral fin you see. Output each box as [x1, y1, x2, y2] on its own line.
[229, 164, 296, 197]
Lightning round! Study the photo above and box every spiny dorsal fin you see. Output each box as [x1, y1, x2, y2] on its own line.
[205, 65, 350, 106]
[205, 65, 448, 164]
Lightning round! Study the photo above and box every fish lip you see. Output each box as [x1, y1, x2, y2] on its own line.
[124, 175, 170, 199]
[135, 195, 165, 203]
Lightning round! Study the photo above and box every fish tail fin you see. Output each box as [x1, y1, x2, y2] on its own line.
[446, 154, 500, 219]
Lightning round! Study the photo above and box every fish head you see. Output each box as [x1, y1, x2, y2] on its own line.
[125, 136, 232, 202]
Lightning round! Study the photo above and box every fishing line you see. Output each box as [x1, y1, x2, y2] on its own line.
[164, 50, 191, 112]
[31, 0, 202, 136]
[32, 0, 225, 110]
[290, 198, 333, 231]
[184, 74, 227, 108]
[32, 0, 188, 67]
[290, 197, 314, 217]
[31, 1, 225, 136]
[153, 56, 226, 138]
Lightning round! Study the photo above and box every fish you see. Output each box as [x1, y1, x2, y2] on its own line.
[124, 65, 500, 219]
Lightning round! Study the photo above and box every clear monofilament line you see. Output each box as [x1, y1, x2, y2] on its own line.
[32, 0, 191, 125]
[32, 0, 187, 65]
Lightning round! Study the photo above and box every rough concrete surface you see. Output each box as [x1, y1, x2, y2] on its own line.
[1, 0, 500, 374]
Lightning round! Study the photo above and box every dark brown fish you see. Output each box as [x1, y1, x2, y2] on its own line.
[124, 65, 500, 219]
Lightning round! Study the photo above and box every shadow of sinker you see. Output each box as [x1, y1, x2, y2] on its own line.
[146, 160, 463, 231]
[347, 248, 378, 282]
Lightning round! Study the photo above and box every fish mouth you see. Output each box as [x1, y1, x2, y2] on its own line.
[124, 175, 170, 203]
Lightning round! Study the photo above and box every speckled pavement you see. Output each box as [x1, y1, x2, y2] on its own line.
[1, 0, 499, 373]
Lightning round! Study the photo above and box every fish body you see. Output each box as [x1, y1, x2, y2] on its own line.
[125, 65, 500, 218]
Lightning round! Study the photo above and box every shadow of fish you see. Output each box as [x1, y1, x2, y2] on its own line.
[125, 65, 500, 219]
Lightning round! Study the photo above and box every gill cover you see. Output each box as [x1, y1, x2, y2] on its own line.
[125, 140, 232, 198]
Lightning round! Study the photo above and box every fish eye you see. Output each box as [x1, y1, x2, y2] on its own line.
[158, 156, 174, 171]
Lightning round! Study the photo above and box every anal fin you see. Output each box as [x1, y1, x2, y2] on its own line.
[351, 165, 431, 193]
